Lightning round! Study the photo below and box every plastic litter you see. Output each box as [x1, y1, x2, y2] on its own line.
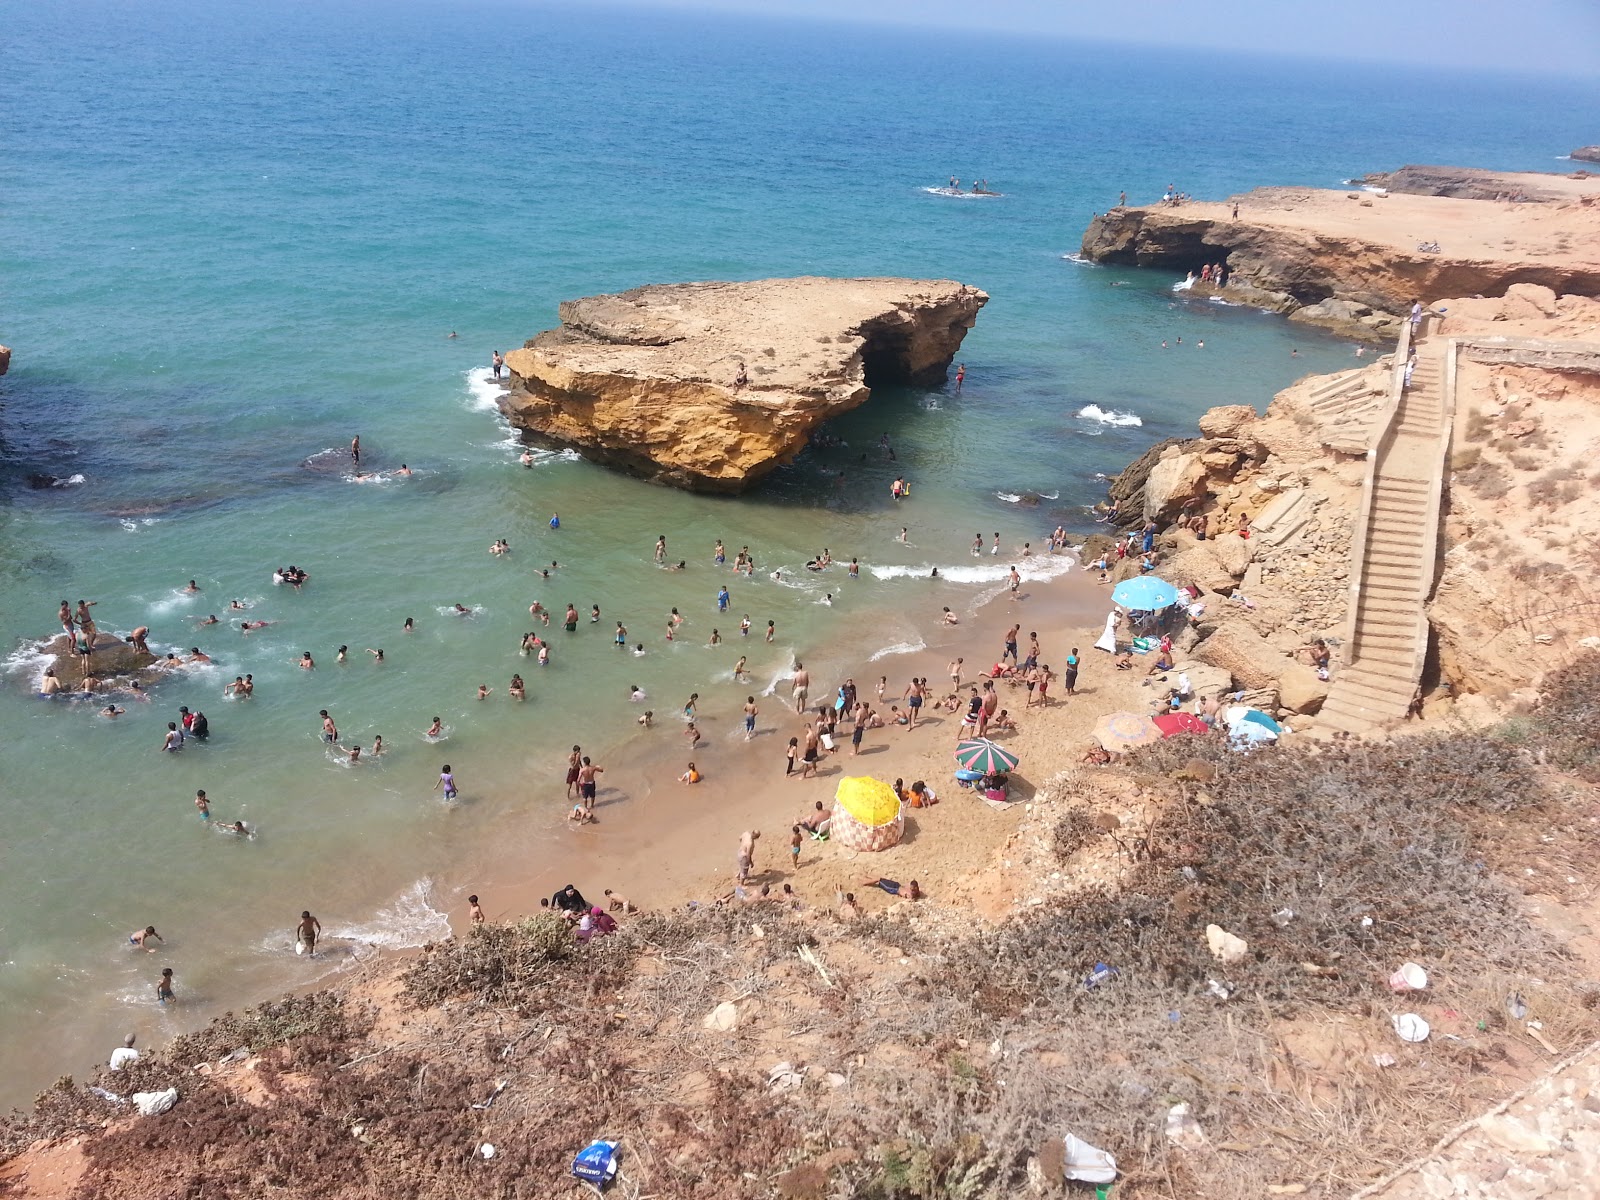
[1084, 962, 1118, 990]
[1206, 978, 1234, 1000]
[1507, 992, 1529, 1021]
[571, 1139, 619, 1187]
[479, 1143, 496, 1159]
[1062, 1132, 1118, 1183]
[1392, 1013, 1430, 1043]
[1165, 1102, 1207, 1150]
[1388, 963, 1428, 992]
[88, 1086, 125, 1104]
[768, 1062, 804, 1093]
[132, 1087, 178, 1116]
[1271, 908, 1296, 926]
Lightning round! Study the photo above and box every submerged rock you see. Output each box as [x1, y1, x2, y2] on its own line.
[499, 277, 986, 493]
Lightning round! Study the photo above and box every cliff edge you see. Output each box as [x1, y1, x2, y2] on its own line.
[1081, 171, 1600, 338]
[500, 277, 987, 492]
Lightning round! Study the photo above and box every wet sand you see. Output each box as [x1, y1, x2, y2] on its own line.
[446, 555, 1166, 926]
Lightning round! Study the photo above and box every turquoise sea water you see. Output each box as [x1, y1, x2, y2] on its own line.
[2, 0, 1595, 1102]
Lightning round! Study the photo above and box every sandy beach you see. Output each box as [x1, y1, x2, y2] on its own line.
[445, 554, 1166, 930]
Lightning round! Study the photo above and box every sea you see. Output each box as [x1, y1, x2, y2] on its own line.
[2, 0, 1594, 1105]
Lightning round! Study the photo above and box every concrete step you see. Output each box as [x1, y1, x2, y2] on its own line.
[1352, 647, 1416, 670]
[1379, 478, 1433, 493]
[1331, 680, 1413, 711]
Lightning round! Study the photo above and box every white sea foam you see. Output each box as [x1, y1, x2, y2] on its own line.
[435, 604, 484, 617]
[119, 517, 159, 532]
[464, 365, 506, 412]
[869, 636, 926, 662]
[51, 473, 86, 487]
[1207, 295, 1242, 306]
[996, 491, 1022, 503]
[921, 186, 1001, 200]
[868, 556, 1076, 585]
[1061, 253, 1099, 266]
[1076, 405, 1143, 427]
[1172, 277, 1194, 292]
[4, 643, 56, 689]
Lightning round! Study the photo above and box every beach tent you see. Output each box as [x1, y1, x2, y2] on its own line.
[830, 776, 905, 852]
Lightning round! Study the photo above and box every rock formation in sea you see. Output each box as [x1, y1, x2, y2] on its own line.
[0, 344, 11, 376]
[499, 277, 987, 492]
[1080, 168, 1600, 339]
[1570, 146, 1600, 165]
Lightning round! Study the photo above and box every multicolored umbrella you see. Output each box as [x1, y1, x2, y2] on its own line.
[1152, 711, 1209, 737]
[1092, 711, 1161, 751]
[954, 739, 1020, 774]
[1111, 575, 1180, 611]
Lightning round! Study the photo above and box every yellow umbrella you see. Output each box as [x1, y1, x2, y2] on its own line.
[834, 776, 902, 827]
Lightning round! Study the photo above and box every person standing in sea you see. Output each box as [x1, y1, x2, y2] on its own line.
[492, 350, 504, 380]
[350, 434, 360, 465]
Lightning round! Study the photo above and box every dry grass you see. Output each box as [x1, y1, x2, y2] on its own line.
[8, 660, 1600, 1199]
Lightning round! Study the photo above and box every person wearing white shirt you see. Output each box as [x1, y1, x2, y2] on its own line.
[109, 1033, 139, 1071]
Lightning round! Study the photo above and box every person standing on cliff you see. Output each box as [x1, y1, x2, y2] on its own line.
[733, 361, 747, 388]
[1118, 191, 1126, 207]
[492, 350, 504, 380]
[1231, 202, 1239, 219]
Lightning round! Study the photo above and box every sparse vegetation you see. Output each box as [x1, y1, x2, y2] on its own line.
[1457, 458, 1512, 499]
[7, 659, 1600, 1199]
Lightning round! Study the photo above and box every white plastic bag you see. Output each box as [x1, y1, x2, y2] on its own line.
[133, 1087, 178, 1116]
[1062, 1132, 1117, 1183]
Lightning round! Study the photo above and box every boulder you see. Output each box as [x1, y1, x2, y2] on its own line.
[702, 1001, 740, 1032]
[1210, 533, 1254, 578]
[1571, 146, 1600, 165]
[1197, 405, 1257, 439]
[1502, 282, 1559, 319]
[1191, 624, 1286, 690]
[1277, 662, 1329, 714]
[1142, 451, 1210, 522]
[1161, 545, 1237, 597]
[0, 344, 10, 376]
[499, 277, 987, 493]
[1171, 661, 1231, 699]
[1106, 438, 1186, 524]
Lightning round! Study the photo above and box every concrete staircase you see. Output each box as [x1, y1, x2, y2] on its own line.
[1304, 370, 1387, 454]
[1316, 339, 1450, 736]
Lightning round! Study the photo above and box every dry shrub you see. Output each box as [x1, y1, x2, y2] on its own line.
[1050, 806, 1101, 862]
[1457, 458, 1511, 499]
[402, 914, 574, 1009]
[1527, 468, 1583, 508]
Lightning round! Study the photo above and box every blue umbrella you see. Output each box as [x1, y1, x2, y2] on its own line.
[1225, 706, 1282, 735]
[1226, 721, 1278, 749]
[1111, 575, 1180, 611]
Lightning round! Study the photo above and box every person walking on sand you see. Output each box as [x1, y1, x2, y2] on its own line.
[743, 695, 759, 740]
[790, 825, 803, 869]
[801, 724, 821, 777]
[949, 657, 964, 690]
[296, 911, 322, 957]
[902, 678, 925, 729]
[737, 830, 761, 884]
[792, 662, 811, 714]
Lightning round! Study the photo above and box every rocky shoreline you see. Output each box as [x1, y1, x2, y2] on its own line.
[1080, 166, 1600, 339]
[499, 277, 986, 492]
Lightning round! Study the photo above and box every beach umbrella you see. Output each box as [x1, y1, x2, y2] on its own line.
[1225, 706, 1282, 735]
[954, 738, 1020, 774]
[1091, 711, 1161, 751]
[830, 776, 905, 852]
[1111, 576, 1180, 611]
[1152, 711, 1209, 738]
[1226, 720, 1278, 750]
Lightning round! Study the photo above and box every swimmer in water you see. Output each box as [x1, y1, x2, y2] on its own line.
[240, 620, 272, 632]
[371, 734, 383, 756]
[454, 604, 472, 615]
[101, 703, 125, 717]
[229, 599, 247, 611]
[425, 716, 443, 738]
[395, 464, 412, 476]
[199, 614, 220, 626]
[404, 616, 414, 633]
[299, 651, 315, 670]
[367, 648, 384, 663]
[188, 647, 211, 663]
[183, 579, 201, 593]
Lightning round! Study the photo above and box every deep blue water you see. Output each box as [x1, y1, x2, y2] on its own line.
[1, 0, 1593, 1103]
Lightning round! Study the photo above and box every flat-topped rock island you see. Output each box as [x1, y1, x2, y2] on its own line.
[499, 277, 987, 492]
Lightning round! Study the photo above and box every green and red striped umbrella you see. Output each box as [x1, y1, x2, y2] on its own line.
[954, 739, 1020, 774]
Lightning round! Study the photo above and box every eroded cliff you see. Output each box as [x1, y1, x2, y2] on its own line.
[499, 277, 987, 492]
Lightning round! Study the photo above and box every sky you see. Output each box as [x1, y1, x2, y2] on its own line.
[622, 0, 1600, 78]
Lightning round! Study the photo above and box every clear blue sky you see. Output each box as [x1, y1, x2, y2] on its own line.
[622, 0, 1600, 78]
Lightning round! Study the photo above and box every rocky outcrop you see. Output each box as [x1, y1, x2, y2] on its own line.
[0, 344, 10, 376]
[1352, 164, 1575, 201]
[1574, 147, 1600, 165]
[499, 278, 987, 492]
[1080, 173, 1600, 330]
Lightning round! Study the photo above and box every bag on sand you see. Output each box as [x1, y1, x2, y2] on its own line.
[571, 1139, 619, 1186]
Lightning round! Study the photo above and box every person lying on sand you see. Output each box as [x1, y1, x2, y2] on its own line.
[859, 878, 921, 900]
[1081, 744, 1113, 765]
